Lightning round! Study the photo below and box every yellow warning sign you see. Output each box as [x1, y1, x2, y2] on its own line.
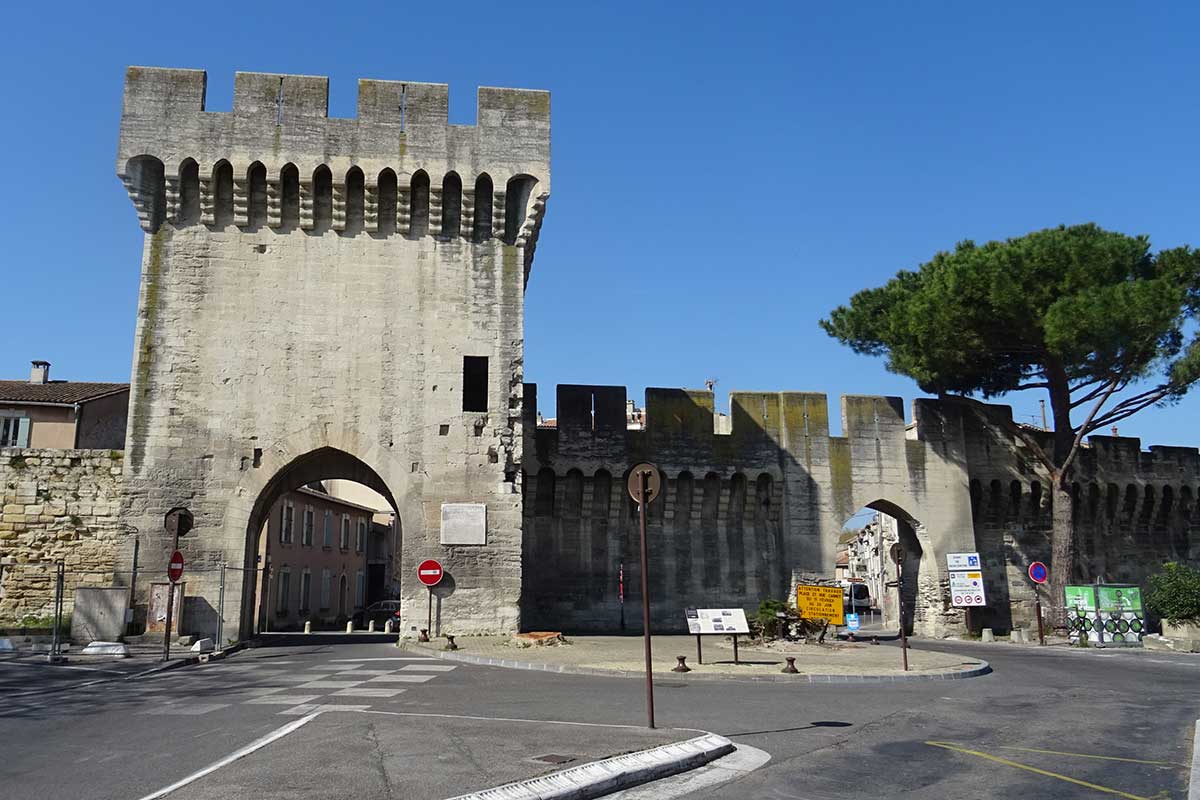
[795, 584, 845, 624]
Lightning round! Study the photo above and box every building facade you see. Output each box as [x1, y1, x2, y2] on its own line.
[256, 485, 379, 630]
[0, 361, 128, 450]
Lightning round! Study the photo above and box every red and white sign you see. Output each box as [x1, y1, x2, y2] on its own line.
[167, 550, 185, 583]
[949, 570, 986, 607]
[417, 559, 444, 587]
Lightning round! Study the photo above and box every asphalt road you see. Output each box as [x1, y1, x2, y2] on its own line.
[1, 639, 1196, 799]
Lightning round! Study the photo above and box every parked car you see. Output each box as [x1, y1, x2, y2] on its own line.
[353, 600, 402, 628]
[843, 583, 871, 613]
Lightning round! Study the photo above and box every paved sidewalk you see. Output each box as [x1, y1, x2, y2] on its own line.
[405, 635, 986, 680]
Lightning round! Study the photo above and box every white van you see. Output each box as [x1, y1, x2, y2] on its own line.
[843, 583, 871, 613]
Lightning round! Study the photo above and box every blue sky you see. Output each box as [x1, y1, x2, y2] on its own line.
[3, 2, 1198, 446]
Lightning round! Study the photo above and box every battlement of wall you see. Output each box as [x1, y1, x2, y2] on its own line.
[117, 68, 550, 261]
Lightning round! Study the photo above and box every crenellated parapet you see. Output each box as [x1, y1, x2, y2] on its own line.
[116, 68, 550, 266]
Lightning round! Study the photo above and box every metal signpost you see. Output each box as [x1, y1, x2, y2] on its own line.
[417, 559, 444, 640]
[1027, 561, 1048, 645]
[890, 543, 909, 671]
[161, 507, 193, 663]
[627, 462, 661, 729]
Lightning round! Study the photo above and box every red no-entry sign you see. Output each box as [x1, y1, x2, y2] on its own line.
[168, 550, 185, 583]
[417, 559, 444, 587]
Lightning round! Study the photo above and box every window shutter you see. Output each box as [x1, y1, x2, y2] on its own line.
[15, 418, 31, 447]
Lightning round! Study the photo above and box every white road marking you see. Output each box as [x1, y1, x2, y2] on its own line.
[140, 703, 230, 716]
[399, 664, 457, 672]
[331, 669, 395, 675]
[244, 694, 321, 705]
[296, 680, 364, 689]
[331, 688, 406, 698]
[328, 657, 434, 662]
[366, 674, 436, 683]
[135, 711, 320, 800]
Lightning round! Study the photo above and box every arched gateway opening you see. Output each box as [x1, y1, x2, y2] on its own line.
[238, 447, 402, 639]
[835, 499, 939, 637]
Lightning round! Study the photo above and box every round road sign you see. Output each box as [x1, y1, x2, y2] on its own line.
[1028, 561, 1048, 584]
[417, 559, 444, 587]
[627, 463, 662, 505]
[167, 550, 185, 583]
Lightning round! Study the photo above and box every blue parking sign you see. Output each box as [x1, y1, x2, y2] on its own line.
[846, 613, 860, 631]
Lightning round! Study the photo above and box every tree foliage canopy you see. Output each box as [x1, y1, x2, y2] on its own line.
[820, 224, 1200, 441]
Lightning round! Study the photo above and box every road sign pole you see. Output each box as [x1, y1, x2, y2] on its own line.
[162, 529, 178, 663]
[637, 468, 655, 729]
[1035, 586, 1045, 646]
[696, 634, 702, 665]
[427, 586, 433, 638]
[897, 561, 909, 672]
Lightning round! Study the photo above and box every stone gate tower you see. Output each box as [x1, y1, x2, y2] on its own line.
[116, 67, 549, 635]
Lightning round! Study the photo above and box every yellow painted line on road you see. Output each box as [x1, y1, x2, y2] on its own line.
[925, 741, 1154, 800]
[992, 745, 1185, 769]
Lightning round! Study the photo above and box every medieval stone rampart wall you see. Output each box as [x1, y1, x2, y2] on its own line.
[960, 406, 1200, 633]
[0, 449, 124, 622]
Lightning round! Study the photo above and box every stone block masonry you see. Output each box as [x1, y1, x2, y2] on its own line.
[0, 448, 124, 622]
[116, 67, 550, 639]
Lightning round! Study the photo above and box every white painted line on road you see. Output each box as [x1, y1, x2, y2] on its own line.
[140, 703, 231, 716]
[296, 680, 364, 689]
[359, 708, 707, 734]
[135, 711, 320, 800]
[328, 657, 434, 662]
[366, 674, 435, 683]
[399, 664, 457, 672]
[331, 669, 395, 675]
[331, 687, 406, 697]
[0, 661, 128, 675]
[243, 694, 321, 705]
[1189, 719, 1199, 800]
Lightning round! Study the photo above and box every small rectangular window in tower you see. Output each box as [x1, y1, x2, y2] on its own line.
[463, 356, 488, 412]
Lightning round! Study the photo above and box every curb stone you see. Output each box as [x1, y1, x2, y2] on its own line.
[446, 733, 734, 800]
[398, 644, 991, 683]
[1189, 719, 1199, 800]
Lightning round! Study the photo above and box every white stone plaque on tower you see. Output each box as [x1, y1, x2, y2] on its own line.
[440, 503, 487, 545]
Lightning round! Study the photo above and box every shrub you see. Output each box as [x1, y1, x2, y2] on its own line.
[1145, 562, 1200, 625]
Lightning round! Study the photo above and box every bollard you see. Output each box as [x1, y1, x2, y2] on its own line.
[368, 620, 376, 632]
[419, 628, 430, 642]
[672, 655, 691, 673]
[346, 620, 354, 634]
[304, 620, 312, 635]
[871, 637, 879, 645]
[384, 620, 393, 634]
[444, 634, 458, 651]
[981, 628, 995, 643]
[846, 632, 857, 642]
[781, 656, 799, 674]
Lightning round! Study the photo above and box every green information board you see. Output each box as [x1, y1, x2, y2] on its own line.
[1063, 584, 1145, 647]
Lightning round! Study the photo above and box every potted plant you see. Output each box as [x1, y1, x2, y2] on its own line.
[1145, 562, 1200, 645]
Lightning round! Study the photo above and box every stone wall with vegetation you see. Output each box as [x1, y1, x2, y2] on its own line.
[0, 448, 125, 623]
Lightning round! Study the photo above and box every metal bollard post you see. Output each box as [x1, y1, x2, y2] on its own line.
[781, 656, 799, 674]
[444, 634, 458, 651]
[216, 563, 226, 649]
[672, 655, 691, 673]
[49, 561, 65, 664]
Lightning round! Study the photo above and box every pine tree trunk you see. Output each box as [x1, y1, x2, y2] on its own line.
[1048, 478, 1076, 631]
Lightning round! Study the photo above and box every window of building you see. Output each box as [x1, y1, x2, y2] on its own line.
[463, 356, 488, 412]
[280, 501, 294, 544]
[320, 568, 331, 609]
[355, 570, 365, 608]
[323, 510, 333, 548]
[299, 569, 312, 613]
[341, 514, 351, 550]
[356, 520, 367, 553]
[302, 507, 314, 546]
[276, 568, 291, 614]
[1, 416, 30, 447]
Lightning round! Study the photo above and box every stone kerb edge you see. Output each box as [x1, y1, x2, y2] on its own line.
[446, 733, 734, 800]
[397, 643, 992, 683]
